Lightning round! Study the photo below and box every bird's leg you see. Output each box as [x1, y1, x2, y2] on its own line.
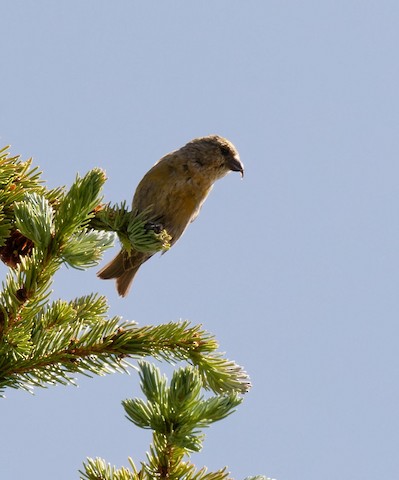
[144, 221, 164, 235]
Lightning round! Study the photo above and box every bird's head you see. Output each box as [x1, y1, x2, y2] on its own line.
[183, 135, 244, 181]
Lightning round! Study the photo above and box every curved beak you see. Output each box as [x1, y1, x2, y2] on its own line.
[228, 156, 244, 178]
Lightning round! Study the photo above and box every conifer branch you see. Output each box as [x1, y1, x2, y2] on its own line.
[81, 361, 241, 480]
[0, 314, 249, 395]
[244, 477, 271, 480]
[90, 202, 172, 255]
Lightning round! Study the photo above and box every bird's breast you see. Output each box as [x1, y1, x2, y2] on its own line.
[132, 163, 213, 243]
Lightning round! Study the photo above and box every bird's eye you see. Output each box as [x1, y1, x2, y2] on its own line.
[220, 145, 231, 157]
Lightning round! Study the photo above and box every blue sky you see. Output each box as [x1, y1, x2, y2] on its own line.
[2, 2, 399, 479]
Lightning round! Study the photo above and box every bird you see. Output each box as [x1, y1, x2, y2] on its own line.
[97, 135, 244, 296]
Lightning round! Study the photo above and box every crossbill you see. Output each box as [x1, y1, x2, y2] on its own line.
[97, 135, 244, 297]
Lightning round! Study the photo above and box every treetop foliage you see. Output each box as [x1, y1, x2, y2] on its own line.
[0, 147, 263, 479]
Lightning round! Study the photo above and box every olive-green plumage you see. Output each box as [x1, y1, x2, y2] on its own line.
[97, 135, 243, 296]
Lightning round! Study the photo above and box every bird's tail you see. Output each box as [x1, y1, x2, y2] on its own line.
[97, 250, 126, 279]
[115, 268, 140, 297]
[97, 250, 148, 297]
